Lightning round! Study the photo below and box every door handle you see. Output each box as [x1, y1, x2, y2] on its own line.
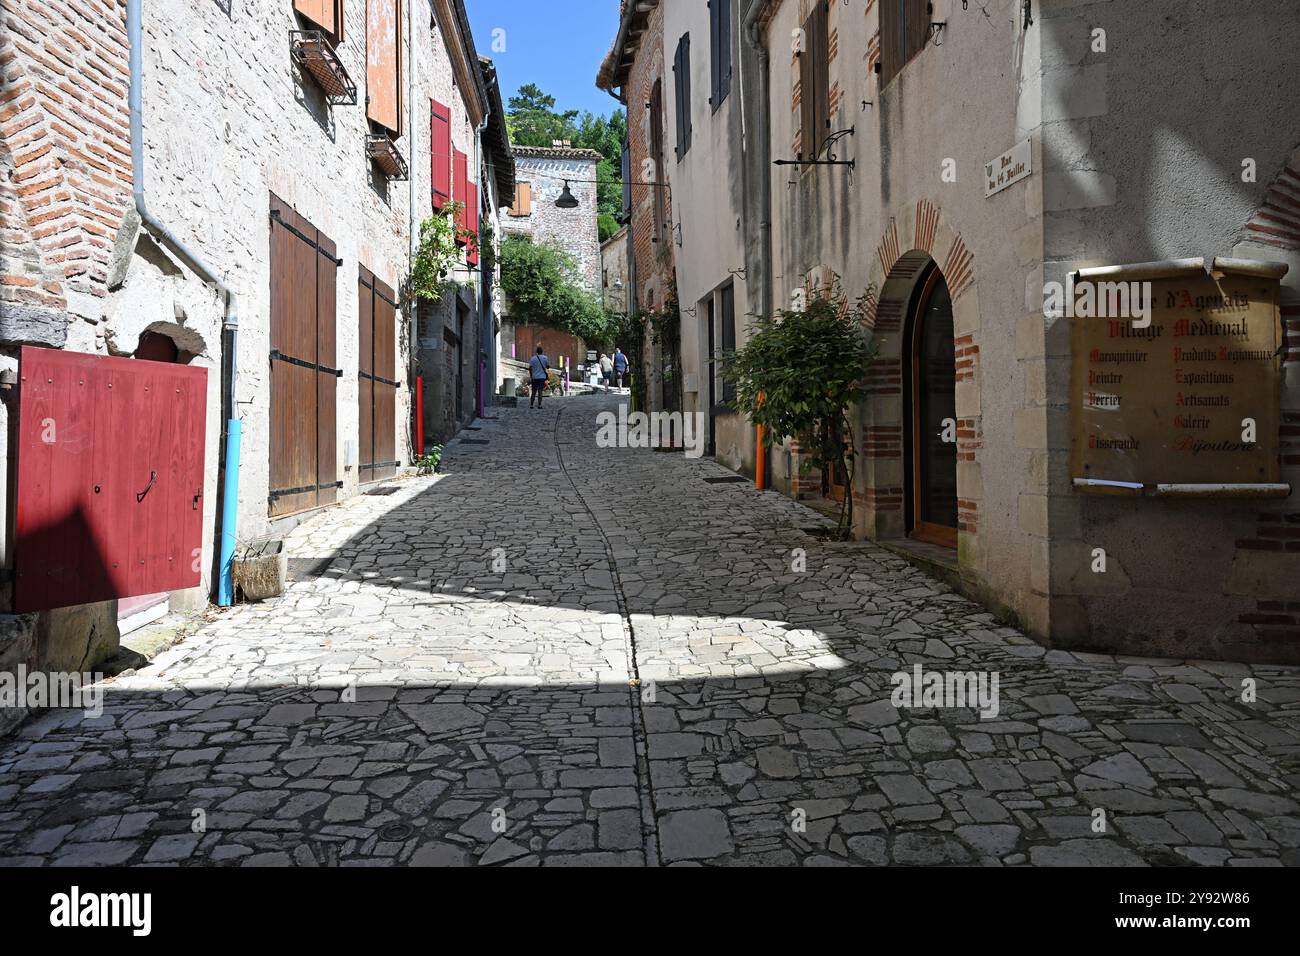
[136, 471, 157, 503]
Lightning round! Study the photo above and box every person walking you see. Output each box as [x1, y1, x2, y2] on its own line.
[599, 352, 613, 387]
[529, 346, 550, 409]
[613, 347, 628, 389]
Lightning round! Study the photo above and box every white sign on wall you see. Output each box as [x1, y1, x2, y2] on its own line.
[984, 138, 1032, 197]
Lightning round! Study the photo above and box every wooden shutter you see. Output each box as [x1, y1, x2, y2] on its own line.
[509, 182, 532, 217]
[466, 180, 480, 266]
[881, 0, 929, 87]
[431, 99, 452, 209]
[269, 194, 339, 518]
[806, 1, 826, 156]
[710, 0, 731, 107]
[295, 0, 343, 43]
[649, 80, 664, 237]
[905, 0, 929, 63]
[358, 266, 398, 484]
[674, 34, 691, 159]
[798, 2, 828, 158]
[366, 0, 402, 135]
[880, 0, 902, 87]
[453, 149, 468, 241]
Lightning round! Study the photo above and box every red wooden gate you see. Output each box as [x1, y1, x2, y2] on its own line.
[269, 193, 340, 517]
[12, 346, 207, 613]
[358, 265, 398, 483]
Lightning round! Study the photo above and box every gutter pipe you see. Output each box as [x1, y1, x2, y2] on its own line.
[743, 0, 773, 319]
[127, 0, 241, 607]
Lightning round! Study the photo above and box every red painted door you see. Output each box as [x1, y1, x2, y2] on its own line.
[13, 346, 208, 613]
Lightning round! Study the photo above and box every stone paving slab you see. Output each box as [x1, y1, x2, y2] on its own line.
[0, 395, 1297, 866]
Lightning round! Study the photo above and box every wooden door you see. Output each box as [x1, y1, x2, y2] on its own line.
[358, 265, 398, 483]
[910, 267, 959, 548]
[13, 347, 207, 612]
[269, 193, 339, 517]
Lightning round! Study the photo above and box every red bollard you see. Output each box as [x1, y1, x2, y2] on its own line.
[415, 375, 424, 456]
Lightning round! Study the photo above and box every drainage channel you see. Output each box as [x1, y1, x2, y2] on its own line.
[552, 405, 662, 867]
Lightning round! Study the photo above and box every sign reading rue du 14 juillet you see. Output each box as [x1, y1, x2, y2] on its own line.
[1070, 259, 1286, 488]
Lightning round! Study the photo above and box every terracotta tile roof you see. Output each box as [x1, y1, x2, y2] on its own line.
[513, 145, 603, 162]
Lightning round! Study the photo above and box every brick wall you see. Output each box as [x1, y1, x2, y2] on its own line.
[0, 0, 132, 343]
[625, 2, 674, 316]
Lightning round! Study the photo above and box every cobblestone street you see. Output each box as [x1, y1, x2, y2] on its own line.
[1, 395, 1298, 867]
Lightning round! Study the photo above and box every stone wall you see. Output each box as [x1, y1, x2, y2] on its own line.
[0, 0, 493, 733]
[506, 149, 602, 293]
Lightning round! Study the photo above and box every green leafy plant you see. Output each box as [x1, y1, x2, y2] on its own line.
[499, 235, 617, 344]
[721, 282, 877, 539]
[415, 446, 443, 476]
[408, 203, 477, 301]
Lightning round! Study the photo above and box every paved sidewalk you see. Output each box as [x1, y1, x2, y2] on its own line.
[0, 395, 1297, 866]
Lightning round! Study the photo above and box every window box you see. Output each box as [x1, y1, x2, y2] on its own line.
[291, 30, 356, 105]
[367, 134, 409, 181]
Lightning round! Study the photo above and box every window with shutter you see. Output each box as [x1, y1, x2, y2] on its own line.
[431, 100, 451, 209]
[466, 181, 480, 266]
[649, 79, 666, 240]
[509, 182, 532, 217]
[799, 1, 830, 159]
[880, 0, 931, 88]
[710, 0, 731, 111]
[674, 34, 692, 160]
[295, 0, 344, 44]
[366, 0, 403, 136]
[620, 140, 631, 220]
[453, 150, 468, 243]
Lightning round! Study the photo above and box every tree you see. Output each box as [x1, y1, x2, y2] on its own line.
[507, 83, 579, 147]
[499, 235, 617, 346]
[721, 284, 878, 539]
[505, 84, 626, 241]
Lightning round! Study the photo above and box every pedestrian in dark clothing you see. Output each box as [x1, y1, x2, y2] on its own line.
[529, 346, 550, 408]
[613, 348, 628, 389]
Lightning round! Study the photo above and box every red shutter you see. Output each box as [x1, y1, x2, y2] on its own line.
[431, 99, 451, 209]
[466, 181, 479, 266]
[453, 149, 468, 243]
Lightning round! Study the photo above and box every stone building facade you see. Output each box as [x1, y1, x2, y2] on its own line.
[502, 146, 602, 292]
[601, 0, 1300, 664]
[0, 0, 507, 718]
[600, 225, 629, 316]
[497, 145, 601, 388]
[599, 0, 677, 412]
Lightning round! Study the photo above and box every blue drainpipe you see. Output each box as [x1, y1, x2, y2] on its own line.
[128, 0, 241, 606]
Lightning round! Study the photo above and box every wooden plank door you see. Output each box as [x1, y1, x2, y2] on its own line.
[358, 265, 398, 483]
[270, 193, 339, 518]
[13, 347, 207, 612]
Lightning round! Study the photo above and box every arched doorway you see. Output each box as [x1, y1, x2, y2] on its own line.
[904, 265, 959, 548]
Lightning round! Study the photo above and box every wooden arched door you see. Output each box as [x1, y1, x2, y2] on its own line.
[909, 267, 959, 548]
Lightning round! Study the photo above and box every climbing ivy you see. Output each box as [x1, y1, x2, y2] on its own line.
[408, 203, 477, 301]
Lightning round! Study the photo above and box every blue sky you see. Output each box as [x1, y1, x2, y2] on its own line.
[466, 0, 623, 121]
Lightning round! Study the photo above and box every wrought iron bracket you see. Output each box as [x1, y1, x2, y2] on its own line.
[290, 30, 357, 106]
[773, 126, 856, 171]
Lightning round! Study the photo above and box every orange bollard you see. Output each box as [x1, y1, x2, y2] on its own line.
[755, 392, 767, 490]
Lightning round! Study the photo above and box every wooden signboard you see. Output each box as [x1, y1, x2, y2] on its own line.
[1070, 258, 1288, 494]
